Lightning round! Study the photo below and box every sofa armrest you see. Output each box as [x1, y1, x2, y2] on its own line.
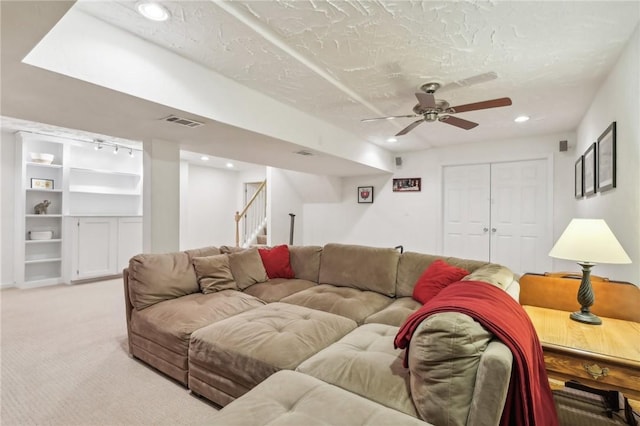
[123, 268, 134, 355]
[467, 339, 513, 426]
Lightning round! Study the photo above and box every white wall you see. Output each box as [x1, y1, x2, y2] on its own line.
[267, 167, 305, 246]
[303, 131, 576, 257]
[1, 131, 16, 288]
[181, 164, 243, 249]
[571, 25, 639, 284]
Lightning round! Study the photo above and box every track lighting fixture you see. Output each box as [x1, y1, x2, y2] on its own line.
[113, 145, 119, 155]
[129, 148, 134, 157]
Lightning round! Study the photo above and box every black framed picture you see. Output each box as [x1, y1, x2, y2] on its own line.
[392, 178, 421, 192]
[597, 122, 616, 192]
[574, 155, 584, 199]
[583, 143, 596, 196]
[357, 186, 373, 203]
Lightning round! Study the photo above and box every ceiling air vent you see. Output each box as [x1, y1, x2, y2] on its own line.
[294, 150, 313, 156]
[162, 115, 204, 128]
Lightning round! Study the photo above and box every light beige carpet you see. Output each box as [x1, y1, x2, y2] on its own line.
[0, 278, 219, 425]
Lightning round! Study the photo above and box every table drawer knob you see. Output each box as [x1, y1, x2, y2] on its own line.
[583, 363, 609, 380]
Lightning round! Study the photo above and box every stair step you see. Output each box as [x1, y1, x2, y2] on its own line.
[257, 235, 267, 245]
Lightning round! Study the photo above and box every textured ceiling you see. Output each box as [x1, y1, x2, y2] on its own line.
[74, 0, 640, 151]
[1, 1, 639, 176]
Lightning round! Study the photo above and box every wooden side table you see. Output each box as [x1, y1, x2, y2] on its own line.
[523, 305, 640, 409]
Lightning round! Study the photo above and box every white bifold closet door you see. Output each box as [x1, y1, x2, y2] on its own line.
[443, 159, 551, 275]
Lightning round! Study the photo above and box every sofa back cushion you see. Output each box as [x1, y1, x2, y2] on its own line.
[192, 254, 238, 293]
[128, 252, 199, 310]
[228, 247, 269, 290]
[408, 312, 493, 426]
[396, 252, 489, 298]
[184, 245, 221, 260]
[318, 243, 399, 296]
[288, 245, 322, 282]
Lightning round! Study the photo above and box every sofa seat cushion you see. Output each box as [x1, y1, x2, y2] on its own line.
[188, 302, 357, 406]
[296, 323, 417, 417]
[242, 278, 316, 303]
[210, 370, 430, 426]
[364, 296, 421, 326]
[280, 284, 394, 324]
[130, 290, 265, 356]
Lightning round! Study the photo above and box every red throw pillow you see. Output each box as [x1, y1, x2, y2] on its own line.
[412, 259, 469, 304]
[258, 245, 295, 279]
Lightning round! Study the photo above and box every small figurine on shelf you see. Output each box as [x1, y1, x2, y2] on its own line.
[33, 200, 51, 215]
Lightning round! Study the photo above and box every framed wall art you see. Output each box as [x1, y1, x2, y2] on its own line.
[392, 178, 421, 192]
[357, 186, 374, 203]
[31, 178, 54, 190]
[583, 143, 596, 196]
[597, 121, 616, 192]
[574, 155, 583, 198]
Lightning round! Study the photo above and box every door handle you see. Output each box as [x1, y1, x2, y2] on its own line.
[491, 228, 497, 233]
[483, 227, 489, 233]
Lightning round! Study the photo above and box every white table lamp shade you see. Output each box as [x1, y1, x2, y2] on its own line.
[549, 218, 631, 264]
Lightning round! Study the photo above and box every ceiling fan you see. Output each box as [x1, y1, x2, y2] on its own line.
[361, 82, 512, 136]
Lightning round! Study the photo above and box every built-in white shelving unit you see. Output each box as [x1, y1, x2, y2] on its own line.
[15, 133, 66, 288]
[15, 133, 143, 288]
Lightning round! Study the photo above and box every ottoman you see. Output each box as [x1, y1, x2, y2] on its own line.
[210, 370, 430, 426]
[296, 322, 418, 417]
[188, 302, 357, 406]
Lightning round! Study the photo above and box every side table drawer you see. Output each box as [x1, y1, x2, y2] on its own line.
[543, 349, 640, 400]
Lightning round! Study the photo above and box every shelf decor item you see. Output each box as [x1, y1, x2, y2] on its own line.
[548, 218, 631, 325]
[597, 122, 616, 192]
[392, 178, 421, 192]
[31, 178, 54, 190]
[583, 143, 596, 196]
[33, 200, 51, 214]
[29, 230, 54, 240]
[29, 152, 54, 164]
[357, 186, 373, 203]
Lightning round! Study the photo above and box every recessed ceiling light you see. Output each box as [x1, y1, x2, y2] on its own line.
[226, 162, 234, 168]
[514, 115, 530, 123]
[200, 156, 209, 161]
[387, 137, 398, 143]
[136, 2, 170, 21]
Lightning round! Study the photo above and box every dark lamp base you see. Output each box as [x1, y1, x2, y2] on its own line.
[570, 311, 602, 325]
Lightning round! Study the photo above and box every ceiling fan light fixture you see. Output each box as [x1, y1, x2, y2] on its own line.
[137, 2, 170, 21]
[514, 115, 530, 123]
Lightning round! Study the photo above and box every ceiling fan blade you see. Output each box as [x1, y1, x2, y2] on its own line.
[415, 93, 436, 109]
[396, 119, 425, 136]
[439, 115, 478, 130]
[448, 97, 512, 113]
[439, 72, 498, 92]
[361, 114, 419, 122]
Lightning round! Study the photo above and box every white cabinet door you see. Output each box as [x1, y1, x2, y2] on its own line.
[75, 217, 118, 280]
[117, 217, 143, 271]
[443, 164, 491, 260]
[490, 160, 551, 274]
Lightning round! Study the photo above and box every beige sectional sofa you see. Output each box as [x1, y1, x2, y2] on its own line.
[123, 243, 520, 425]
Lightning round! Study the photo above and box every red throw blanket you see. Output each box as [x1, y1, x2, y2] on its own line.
[394, 280, 558, 426]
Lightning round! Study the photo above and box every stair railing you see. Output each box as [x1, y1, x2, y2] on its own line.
[235, 180, 267, 247]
